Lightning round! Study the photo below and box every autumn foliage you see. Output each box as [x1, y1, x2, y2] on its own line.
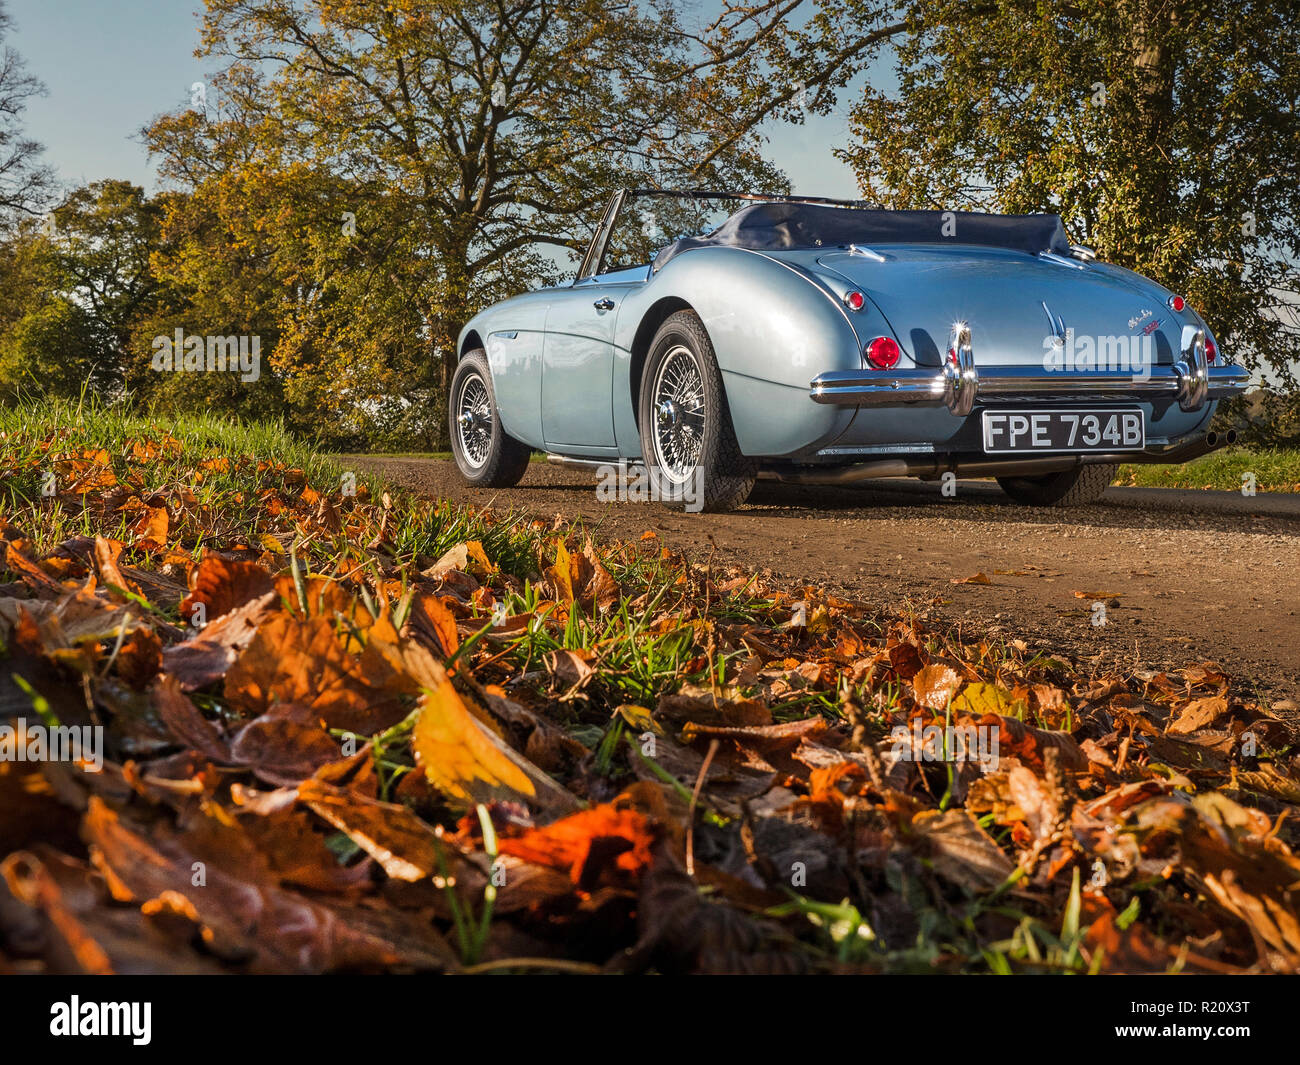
[2, 416, 1300, 973]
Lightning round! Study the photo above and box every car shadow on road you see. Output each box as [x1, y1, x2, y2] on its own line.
[738, 477, 1300, 530]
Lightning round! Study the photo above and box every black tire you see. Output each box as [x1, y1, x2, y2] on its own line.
[448, 350, 531, 487]
[637, 310, 756, 513]
[996, 463, 1117, 506]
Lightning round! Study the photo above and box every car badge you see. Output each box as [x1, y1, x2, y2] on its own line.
[1042, 301, 1067, 350]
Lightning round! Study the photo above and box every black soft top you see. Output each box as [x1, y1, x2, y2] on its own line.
[652, 201, 1071, 270]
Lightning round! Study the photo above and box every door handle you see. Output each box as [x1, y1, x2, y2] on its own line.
[593, 298, 615, 311]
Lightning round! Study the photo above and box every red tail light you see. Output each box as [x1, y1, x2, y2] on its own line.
[1168, 295, 1186, 312]
[845, 290, 865, 311]
[1205, 337, 1217, 363]
[865, 336, 900, 370]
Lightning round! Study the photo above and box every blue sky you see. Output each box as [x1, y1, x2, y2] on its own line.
[8, 0, 867, 199]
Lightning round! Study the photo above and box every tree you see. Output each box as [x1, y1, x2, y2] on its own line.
[0, 182, 166, 399]
[0, 227, 105, 399]
[843, 0, 1300, 390]
[0, 0, 53, 227]
[696, 0, 1299, 395]
[143, 0, 783, 447]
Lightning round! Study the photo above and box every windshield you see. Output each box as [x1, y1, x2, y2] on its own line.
[598, 193, 741, 275]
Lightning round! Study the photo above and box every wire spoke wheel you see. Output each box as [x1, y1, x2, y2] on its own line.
[637, 311, 755, 512]
[449, 350, 531, 488]
[650, 344, 705, 484]
[455, 371, 493, 468]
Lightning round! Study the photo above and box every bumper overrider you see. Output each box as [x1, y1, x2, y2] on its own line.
[810, 322, 1250, 416]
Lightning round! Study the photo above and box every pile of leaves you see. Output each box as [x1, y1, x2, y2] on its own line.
[2, 418, 1300, 974]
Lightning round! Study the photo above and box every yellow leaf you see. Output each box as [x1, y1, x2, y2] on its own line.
[412, 662, 537, 804]
[425, 540, 493, 579]
[259, 533, 286, 555]
[464, 540, 495, 576]
[548, 539, 575, 603]
[807, 604, 831, 636]
[615, 704, 663, 736]
[952, 681, 1019, 717]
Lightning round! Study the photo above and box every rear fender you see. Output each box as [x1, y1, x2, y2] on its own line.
[614, 247, 862, 457]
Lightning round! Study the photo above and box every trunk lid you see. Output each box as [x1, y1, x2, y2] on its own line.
[811, 245, 1182, 370]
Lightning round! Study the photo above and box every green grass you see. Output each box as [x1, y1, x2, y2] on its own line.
[1, 397, 344, 554]
[1118, 447, 1300, 492]
[0, 394, 546, 578]
[8, 394, 1282, 974]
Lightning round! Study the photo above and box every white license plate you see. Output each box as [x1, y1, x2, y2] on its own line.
[981, 409, 1145, 453]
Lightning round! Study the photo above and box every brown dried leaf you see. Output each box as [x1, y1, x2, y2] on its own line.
[180, 553, 275, 623]
[224, 613, 415, 734]
[83, 798, 453, 972]
[1167, 695, 1228, 736]
[297, 780, 439, 881]
[162, 591, 276, 690]
[911, 663, 962, 710]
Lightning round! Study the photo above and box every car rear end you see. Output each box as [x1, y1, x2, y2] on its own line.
[787, 243, 1248, 474]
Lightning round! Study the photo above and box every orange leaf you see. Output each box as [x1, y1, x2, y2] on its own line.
[181, 553, 274, 623]
[407, 593, 460, 660]
[93, 536, 130, 594]
[582, 539, 619, 612]
[130, 505, 169, 549]
[224, 613, 415, 734]
[911, 663, 962, 710]
[1168, 695, 1228, 736]
[497, 802, 656, 888]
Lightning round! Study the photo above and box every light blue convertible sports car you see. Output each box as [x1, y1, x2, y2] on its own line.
[450, 189, 1249, 510]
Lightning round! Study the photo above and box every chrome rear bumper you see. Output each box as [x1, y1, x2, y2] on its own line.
[810, 321, 1249, 415]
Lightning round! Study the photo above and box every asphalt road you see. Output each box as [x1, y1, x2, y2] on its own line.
[345, 455, 1300, 706]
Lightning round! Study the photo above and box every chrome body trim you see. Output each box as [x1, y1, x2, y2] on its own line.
[1174, 325, 1209, 412]
[1038, 250, 1087, 270]
[943, 321, 978, 416]
[847, 244, 888, 262]
[810, 321, 1248, 415]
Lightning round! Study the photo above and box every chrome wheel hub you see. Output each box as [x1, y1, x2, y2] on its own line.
[456, 373, 492, 468]
[650, 345, 704, 484]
